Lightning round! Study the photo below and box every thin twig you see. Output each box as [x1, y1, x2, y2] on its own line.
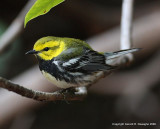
[121, 0, 134, 49]
[120, 0, 134, 62]
[100, 0, 134, 66]
[0, 0, 36, 54]
[0, 77, 87, 101]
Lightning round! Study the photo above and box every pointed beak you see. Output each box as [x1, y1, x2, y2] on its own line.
[25, 49, 38, 55]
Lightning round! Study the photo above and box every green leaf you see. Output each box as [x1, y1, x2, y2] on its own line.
[24, 0, 65, 27]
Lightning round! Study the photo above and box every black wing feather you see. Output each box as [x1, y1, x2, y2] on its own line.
[58, 48, 115, 73]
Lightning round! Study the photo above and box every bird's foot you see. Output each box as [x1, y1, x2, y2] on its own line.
[59, 87, 77, 103]
[59, 87, 77, 95]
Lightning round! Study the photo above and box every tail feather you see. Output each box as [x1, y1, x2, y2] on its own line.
[104, 48, 140, 60]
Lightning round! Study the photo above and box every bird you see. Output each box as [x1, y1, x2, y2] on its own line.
[26, 36, 139, 89]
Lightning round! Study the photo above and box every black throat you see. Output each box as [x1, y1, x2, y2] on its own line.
[37, 57, 75, 83]
[37, 57, 56, 75]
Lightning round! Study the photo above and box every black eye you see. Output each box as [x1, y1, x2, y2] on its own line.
[43, 47, 49, 51]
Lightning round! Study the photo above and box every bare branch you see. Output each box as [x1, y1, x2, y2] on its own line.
[121, 0, 134, 49]
[0, 0, 36, 54]
[101, 0, 135, 66]
[119, 0, 134, 63]
[0, 77, 87, 101]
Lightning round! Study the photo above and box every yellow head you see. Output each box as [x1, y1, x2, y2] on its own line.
[26, 37, 65, 60]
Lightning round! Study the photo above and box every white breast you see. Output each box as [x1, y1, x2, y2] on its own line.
[41, 70, 77, 88]
[42, 70, 105, 89]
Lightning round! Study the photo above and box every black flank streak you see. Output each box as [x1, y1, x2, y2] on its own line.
[38, 57, 77, 83]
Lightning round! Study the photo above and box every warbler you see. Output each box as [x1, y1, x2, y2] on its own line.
[26, 36, 139, 89]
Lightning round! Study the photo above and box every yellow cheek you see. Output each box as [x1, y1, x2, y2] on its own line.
[34, 41, 59, 51]
[38, 41, 65, 60]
